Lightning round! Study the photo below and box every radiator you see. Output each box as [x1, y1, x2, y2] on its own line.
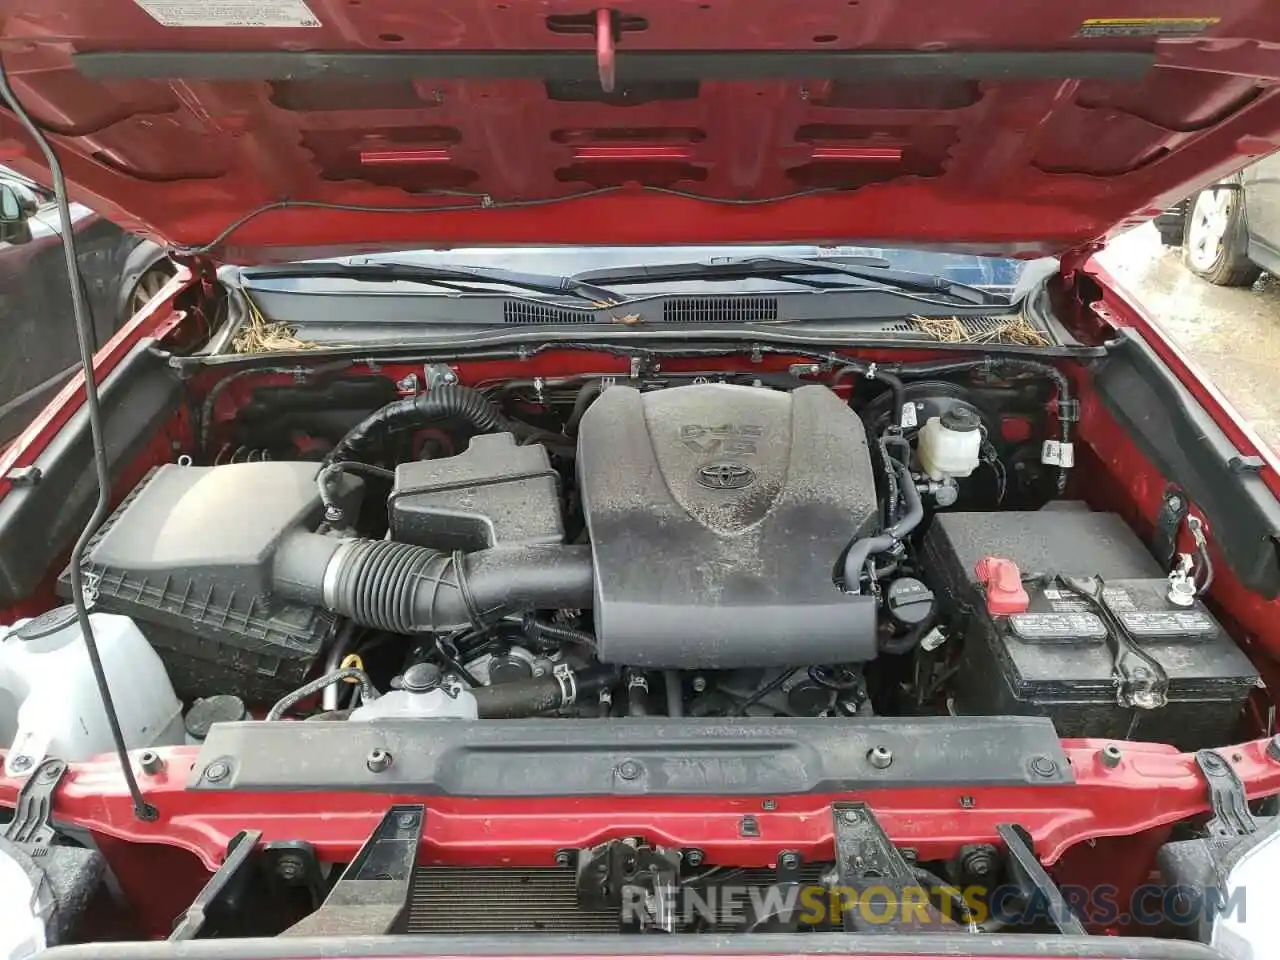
[405, 865, 837, 934]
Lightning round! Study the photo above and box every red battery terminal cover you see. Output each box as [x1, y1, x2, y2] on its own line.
[975, 556, 1030, 615]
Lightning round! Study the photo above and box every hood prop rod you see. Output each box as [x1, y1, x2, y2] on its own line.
[0, 58, 157, 821]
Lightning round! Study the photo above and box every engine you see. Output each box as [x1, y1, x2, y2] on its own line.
[47, 369, 1257, 746]
[577, 383, 878, 667]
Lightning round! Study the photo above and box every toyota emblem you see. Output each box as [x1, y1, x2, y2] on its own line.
[696, 462, 756, 490]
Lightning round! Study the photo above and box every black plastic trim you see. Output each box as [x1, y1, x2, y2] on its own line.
[1091, 329, 1280, 597]
[73, 50, 1154, 83]
[39, 931, 1230, 960]
[189, 716, 1072, 794]
[0, 341, 182, 606]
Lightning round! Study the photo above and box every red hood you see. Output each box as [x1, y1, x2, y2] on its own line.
[1, 0, 1279, 262]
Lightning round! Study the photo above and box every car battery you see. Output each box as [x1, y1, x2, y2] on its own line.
[921, 507, 1258, 749]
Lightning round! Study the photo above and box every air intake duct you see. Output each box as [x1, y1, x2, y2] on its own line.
[273, 532, 594, 633]
[327, 385, 509, 464]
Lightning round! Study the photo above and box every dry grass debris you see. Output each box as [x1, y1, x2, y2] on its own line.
[909, 313, 1050, 347]
[231, 293, 318, 354]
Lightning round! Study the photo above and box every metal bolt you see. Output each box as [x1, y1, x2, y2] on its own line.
[1029, 755, 1060, 779]
[204, 760, 230, 783]
[1099, 745, 1121, 769]
[840, 809, 861, 825]
[366, 748, 393, 773]
[778, 851, 799, 870]
[867, 745, 893, 770]
[139, 751, 164, 775]
[276, 855, 303, 880]
[1200, 751, 1228, 775]
[958, 843, 998, 880]
[555, 849, 573, 867]
[397, 812, 418, 829]
[684, 848, 705, 867]
[9, 755, 32, 773]
[1267, 735, 1280, 762]
[691, 675, 707, 693]
[1167, 495, 1183, 512]
[959, 795, 976, 809]
[617, 760, 641, 781]
[761, 799, 778, 811]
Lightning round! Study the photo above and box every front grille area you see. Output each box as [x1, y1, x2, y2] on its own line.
[406, 865, 838, 934]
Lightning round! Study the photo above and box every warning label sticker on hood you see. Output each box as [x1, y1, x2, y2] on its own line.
[1076, 17, 1218, 38]
[132, 0, 321, 27]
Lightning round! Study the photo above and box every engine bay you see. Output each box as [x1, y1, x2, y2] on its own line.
[4, 342, 1280, 950]
[6, 353, 1251, 755]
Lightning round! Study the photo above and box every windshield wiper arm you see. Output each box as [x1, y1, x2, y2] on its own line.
[570, 255, 1001, 306]
[243, 259, 625, 305]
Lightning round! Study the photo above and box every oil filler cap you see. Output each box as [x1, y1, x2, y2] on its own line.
[975, 556, 1030, 616]
[886, 577, 936, 630]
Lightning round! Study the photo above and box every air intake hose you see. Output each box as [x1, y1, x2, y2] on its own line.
[273, 533, 594, 633]
[327, 385, 509, 463]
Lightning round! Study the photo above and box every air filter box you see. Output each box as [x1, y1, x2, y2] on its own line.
[60, 461, 346, 702]
[921, 507, 1258, 749]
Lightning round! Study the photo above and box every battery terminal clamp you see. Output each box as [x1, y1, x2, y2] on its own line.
[975, 556, 1030, 615]
[1050, 574, 1170, 711]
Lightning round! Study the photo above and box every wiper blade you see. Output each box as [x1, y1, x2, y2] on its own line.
[570, 255, 1001, 306]
[243, 259, 624, 305]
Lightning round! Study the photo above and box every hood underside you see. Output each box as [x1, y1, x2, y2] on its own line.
[1, 0, 1279, 261]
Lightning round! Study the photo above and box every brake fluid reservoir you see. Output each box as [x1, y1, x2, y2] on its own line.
[0, 606, 183, 776]
[917, 407, 983, 480]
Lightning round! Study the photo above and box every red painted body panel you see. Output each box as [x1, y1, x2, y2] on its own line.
[1, 1, 1280, 258]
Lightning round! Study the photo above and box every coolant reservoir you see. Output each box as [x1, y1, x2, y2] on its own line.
[0, 606, 183, 777]
[917, 407, 983, 480]
[349, 663, 478, 721]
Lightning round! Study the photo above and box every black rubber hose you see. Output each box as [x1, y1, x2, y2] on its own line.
[273, 533, 594, 633]
[877, 435, 901, 523]
[841, 460, 922, 592]
[831, 363, 906, 426]
[267, 667, 379, 721]
[525, 617, 599, 651]
[327, 385, 509, 463]
[316, 461, 393, 527]
[472, 665, 618, 718]
[878, 619, 935, 656]
[664, 669, 684, 718]
[627, 671, 651, 717]
[566, 380, 604, 437]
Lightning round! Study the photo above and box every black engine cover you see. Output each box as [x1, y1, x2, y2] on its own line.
[577, 383, 879, 667]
